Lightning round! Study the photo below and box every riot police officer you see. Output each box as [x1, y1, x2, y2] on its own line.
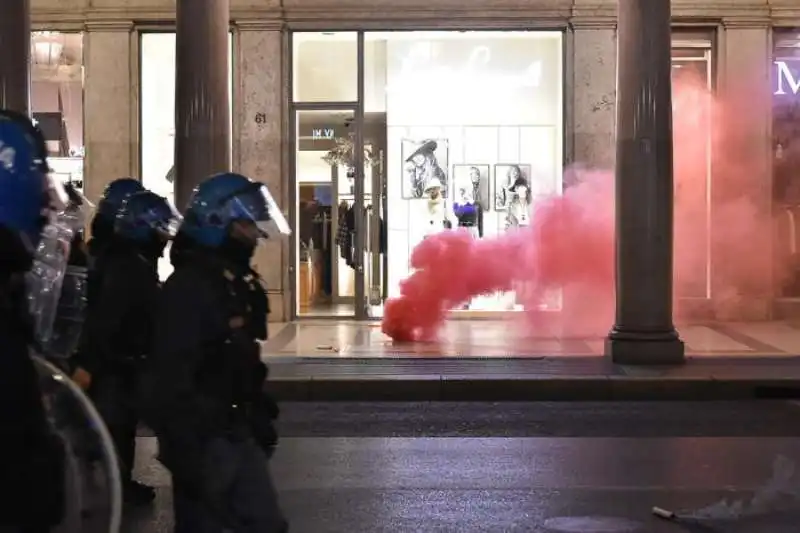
[0, 109, 67, 531]
[75, 190, 180, 506]
[141, 172, 289, 533]
[71, 177, 144, 390]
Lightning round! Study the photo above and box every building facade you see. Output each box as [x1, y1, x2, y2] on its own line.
[27, 0, 800, 321]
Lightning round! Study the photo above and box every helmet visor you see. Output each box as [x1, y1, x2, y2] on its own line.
[151, 200, 183, 239]
[226, 182, 290, 239]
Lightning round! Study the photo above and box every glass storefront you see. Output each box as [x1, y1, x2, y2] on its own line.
[31, 31, 84, 192]
[671, 32, 714, 300]
[139, 31, 233, 279]
[773, 31, 800, 298]
[292, 31, 564, 318]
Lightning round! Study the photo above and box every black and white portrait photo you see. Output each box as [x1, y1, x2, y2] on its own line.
[494, 164, 531, 211]
[451, 164, 490, 210]
[402, 138, 449, 199]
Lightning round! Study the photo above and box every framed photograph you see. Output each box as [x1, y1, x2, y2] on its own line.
[401, 138, 449, 199]
[451, 164, 491, 210]
[493, 164, 531, 211]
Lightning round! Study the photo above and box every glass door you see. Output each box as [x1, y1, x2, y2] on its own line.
[671, 44, 713, 299]
[293, 107, 361, 318]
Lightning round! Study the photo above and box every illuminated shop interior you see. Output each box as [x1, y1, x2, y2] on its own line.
[293, 31, 565, 318]
[30, 31, 85, 192]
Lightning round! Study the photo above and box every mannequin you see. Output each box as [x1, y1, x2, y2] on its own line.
[504, 176, 532, 230]
[503, 176, 533, 310]
[422, 177, 456, 238]
[453, 181, 483, 310]
[453, 181, 483, 238]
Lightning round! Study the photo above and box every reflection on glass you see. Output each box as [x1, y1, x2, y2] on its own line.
[773, 32, 800, 297]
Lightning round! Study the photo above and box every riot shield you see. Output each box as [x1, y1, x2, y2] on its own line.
[33, 355, 123, 533]
[43, 265, 88, 362]
[27, 220, 74, 347]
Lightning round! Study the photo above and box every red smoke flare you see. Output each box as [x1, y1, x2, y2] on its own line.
[382, 72, 786, 343]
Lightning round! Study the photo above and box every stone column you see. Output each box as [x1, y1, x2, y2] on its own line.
[174, 0, 231, 210]
[571, 21, 617, 168]
[84, 23, 134, 203]
[604, 0, 685, 364]
[236, 23, 289, 321]
[712, 24, 772, 320]
[0, 0, 30, 114]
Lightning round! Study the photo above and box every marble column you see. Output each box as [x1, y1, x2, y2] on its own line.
[84, 24, 134, 203]
[236, 23, 289, 321]
[604, 0, 685, 364]
[712, 24, 772, 320]
[0, 0, 30, 114]
[174, 0, 231, 210]
[571, 23, 617, 168]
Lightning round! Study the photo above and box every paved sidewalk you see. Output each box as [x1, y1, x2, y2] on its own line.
[262, 321, 800, 401]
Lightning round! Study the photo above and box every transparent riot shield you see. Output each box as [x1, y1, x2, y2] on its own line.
[44, 265, 88, 363]
[27, 220, 74, 347]
[33, 355, 122, 533]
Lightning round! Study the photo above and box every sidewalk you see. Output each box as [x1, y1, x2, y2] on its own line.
[261, 321, 800, 401]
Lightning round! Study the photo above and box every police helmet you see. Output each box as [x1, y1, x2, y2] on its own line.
[115, 190, 181, 243]
[96, 177, 144, 222]
[0, 109, 54, 252]
[181, 172, 290, 248]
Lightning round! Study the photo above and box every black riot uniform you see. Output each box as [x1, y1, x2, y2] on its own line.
[72, 241, 162, 504]
[141, 244, 283, 532]
[0, 238, 66, 532]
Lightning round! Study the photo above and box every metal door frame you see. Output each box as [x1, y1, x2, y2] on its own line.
[288, 32, 367, 320]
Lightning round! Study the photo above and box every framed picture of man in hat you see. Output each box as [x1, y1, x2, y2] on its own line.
[401, 138, 449, 199]
[494, 164, 531, 211]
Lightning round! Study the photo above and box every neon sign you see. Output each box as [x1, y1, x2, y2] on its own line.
[774, 60, 800, 95]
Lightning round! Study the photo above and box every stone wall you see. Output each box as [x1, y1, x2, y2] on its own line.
[30, 0, 799, 319]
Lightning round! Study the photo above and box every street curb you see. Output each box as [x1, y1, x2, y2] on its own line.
[267, 377, 800, 402]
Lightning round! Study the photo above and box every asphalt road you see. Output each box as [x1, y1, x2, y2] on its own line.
[275, 400, 800, 438]
[123, 401, 800, 533]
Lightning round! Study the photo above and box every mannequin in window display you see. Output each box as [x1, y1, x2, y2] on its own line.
[422, 177, 455, 237]
[405, 140, 447, 199]
[453, 179, 483, 238]
[452, 179, 483, 310]
[504, 176, 532, 230]
[495, 164, 523, 210]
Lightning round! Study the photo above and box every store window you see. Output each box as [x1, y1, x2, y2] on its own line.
[774, 31, 800, 297]
[139, 32, 233, 279]
[293, 32, 357, 102]
[292, 31, 564, 317]
[671, 32, 714, 299]
[31, 31, 84, 192]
